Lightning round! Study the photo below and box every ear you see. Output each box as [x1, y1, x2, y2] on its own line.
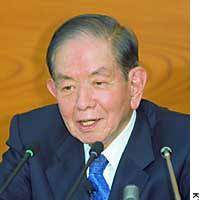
[128, 66, 147, 109]
[47, 79, 57, 98]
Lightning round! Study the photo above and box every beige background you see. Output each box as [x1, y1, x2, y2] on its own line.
[0, 0, 189, 157]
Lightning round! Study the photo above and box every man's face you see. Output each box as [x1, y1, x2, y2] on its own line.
[48, 36, 134, 147]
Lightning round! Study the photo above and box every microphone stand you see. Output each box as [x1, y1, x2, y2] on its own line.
[65, 154, 96, 200]
[65, 142, 104, 200]
[161, 146, 181, 200]
[0, 149, 35, 194]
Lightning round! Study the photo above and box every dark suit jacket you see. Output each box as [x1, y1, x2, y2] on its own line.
[0, 100, 190, 200]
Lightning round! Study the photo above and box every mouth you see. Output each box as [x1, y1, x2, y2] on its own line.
[77, 118, 101, 131]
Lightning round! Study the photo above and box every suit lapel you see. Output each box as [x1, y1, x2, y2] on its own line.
[109, 110, 155, 200]
[45, 133, 89, 200]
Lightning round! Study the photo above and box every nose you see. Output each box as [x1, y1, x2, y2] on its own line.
[76, 85, 96, 110]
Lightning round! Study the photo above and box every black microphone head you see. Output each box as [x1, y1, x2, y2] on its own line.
[89, 141, 104, 158]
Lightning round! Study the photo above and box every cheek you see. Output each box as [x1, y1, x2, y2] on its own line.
[95, 91, 131, 142]
[96, 88, 131, 118]
[57, 97, 74, 120]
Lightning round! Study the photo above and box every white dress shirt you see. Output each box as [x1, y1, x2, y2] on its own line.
[84, 111, 136, 189]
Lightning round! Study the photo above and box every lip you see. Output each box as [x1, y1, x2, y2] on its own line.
[76, 118, 101, 132]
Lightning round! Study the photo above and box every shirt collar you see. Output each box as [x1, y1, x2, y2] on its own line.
[84, 110, 136, 171]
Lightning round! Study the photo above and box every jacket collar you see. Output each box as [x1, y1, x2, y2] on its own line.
[45, 132, 90, 200]
[109, 109, 155, 199]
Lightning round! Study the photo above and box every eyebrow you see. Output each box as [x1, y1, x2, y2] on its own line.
[90, 66, 111, 77]
[55, 73, 74, 83]
[55, 66, 112, 82]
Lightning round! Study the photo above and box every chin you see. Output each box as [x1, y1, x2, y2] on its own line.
[80, 135, 106, 145]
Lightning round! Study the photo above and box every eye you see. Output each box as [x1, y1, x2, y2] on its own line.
[94, 81, 108, 88]
[64, 85, 73, 90]
[62, 85, 76, 94]
[96, 81, 104, 85]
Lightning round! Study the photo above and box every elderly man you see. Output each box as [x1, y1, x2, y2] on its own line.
[0, 14, 189, 200]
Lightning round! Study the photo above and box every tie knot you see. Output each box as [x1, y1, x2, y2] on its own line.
[89, 154, 108, 174]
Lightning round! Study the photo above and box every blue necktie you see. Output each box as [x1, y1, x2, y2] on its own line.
[88, 154, 110, 200]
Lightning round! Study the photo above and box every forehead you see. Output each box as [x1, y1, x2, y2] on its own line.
[53, 36, 118, 77]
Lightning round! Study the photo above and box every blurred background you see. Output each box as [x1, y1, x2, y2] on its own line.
[0, 0, 189, 157]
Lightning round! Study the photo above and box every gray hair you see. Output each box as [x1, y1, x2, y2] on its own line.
[46, 14, 139, 80]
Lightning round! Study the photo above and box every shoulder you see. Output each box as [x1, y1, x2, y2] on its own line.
[12, 104, 63, 132]
[137, 99, 189, 150]
[8, 104, 68, 152]
[16, 104, 60, 120]
[138, 99, 189, 128]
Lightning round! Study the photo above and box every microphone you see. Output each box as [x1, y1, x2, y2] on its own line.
[65, 141, 104, 200]
[0, 145, 38, 194]
[123, 185, 139, 200]
[83, 177, 94, 194]
[160, 146, 181, 200]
